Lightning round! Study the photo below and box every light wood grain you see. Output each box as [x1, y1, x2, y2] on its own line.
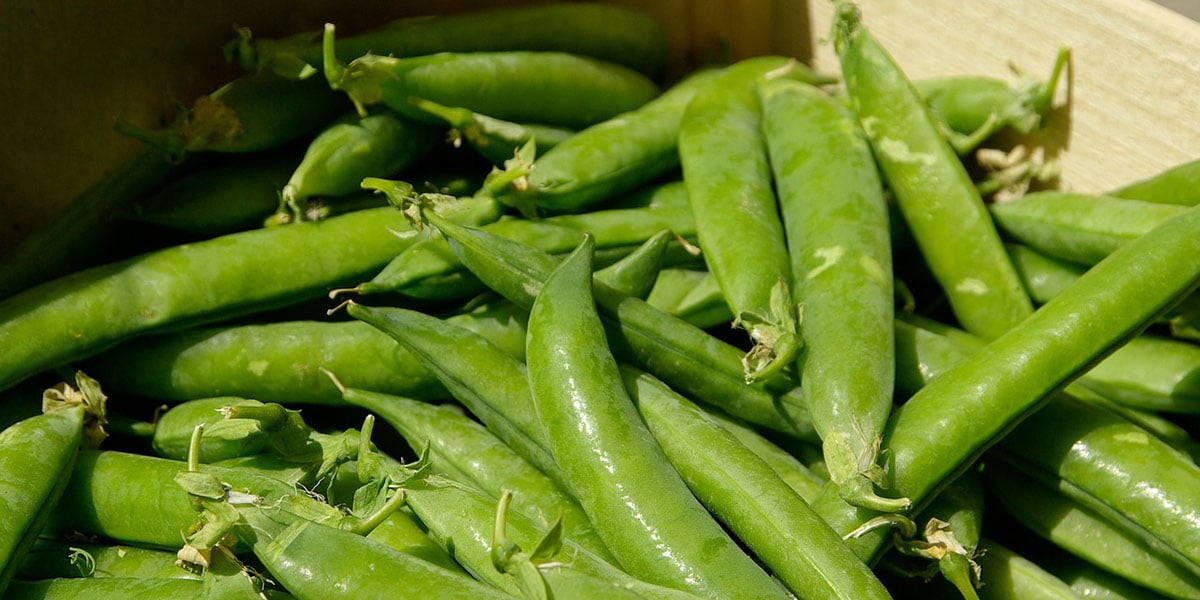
[804, 0, 1200, 193]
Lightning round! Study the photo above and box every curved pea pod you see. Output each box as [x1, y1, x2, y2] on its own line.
[228, 2, 669, 80]
[273, 110, 442, 224]
[990, 191, 1189, 266]
[241, 511, 511, 600]
[759, 76, 900, 511]
[816, 203, 1200, 562]
[0, 195, 499, 393]
[336, 385, 613, 562]
[1109, 156, 1200, 206]
[914, 47, 1070, 154]
[526, 239, 790, 599]
[81, 301, 525, 405]
[498, 56, 834, 217]
[592, 229, 676, 299]
[125, 151, 298, 237]
[0, 373, 106, 594]
[420, 204, 818, 441]
[151, 397, 269, 462]
[48, 450, 296, 549]
[984, 458, 1200, 598]
[406, 98, 575, 166]
[324, 25, 658, 130]
[622, 365, 892, 600]
[832, 2, 1033, 340]
[681, 71, 796, 383]
[992, 393, 1200, 582]
[116, 72, 348, 161]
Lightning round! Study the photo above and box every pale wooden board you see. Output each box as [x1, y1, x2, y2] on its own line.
[804, 0, 1200, 194]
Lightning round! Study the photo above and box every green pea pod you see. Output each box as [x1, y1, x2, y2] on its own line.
[1075, 334, 1200, 414]
[420, 204, 817, 441]
[116, 72, 347, 161]
[244, 511, 511, 600]
[126, 151, 298, 237]
[151, 397, 268, 462]
[500, 56, 833, 216]
[1109, 156, 1200, 206]
[324, 25, 658, 130]
[273, 110, 442, 224]
[984, 458, 1200, 598]
[0, 195, 500, 393]
[363, 509, 466, 576]
[816, 202, 1200, 562]
[1007, 243, 1086, 305]
[832, 1, 1033, 340]
[526, 237, 789, 599]
[3, 577, 208, 599]
[992, 394, 1200, 581]
[228, 2, 669, 80]
[17, 541, 199, 580]
[346, 303, 564, 488]
[622, 365, 892, 600]
[914, 47, 1070, 154]
[972, 539, 1082, 600]
[0, 372, 106, 594]
[357, 196, 694, 297]
[681, 71, 796, 383]
[81, 301, 525, 405]
[592, 229, 675, 299]
[645, 268, 734, 329]
[405, 97, 575, 165]
[990, 191, 1189, 266]
[1038, 549, 1175, 600]
[336, 385, 613, 562]
[705, 408, 826, 502]
[759, 77, 899, 511]
[48, 450, 296, 549]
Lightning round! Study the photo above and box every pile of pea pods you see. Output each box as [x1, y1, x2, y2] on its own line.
[3, 1, 1200, 598]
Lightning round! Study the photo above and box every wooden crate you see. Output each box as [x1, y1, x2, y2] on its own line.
[1, 0, 1197, 256]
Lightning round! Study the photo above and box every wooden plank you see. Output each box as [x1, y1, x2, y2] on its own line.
[803, 0, 1200, 193]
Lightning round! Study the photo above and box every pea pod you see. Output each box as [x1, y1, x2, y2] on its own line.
[984, 458, 1200, 598]
[680, 70, 797, 383]
[972, 539, 1082, 600]
[0, 372, 106, 594]
[759, 77, 900, 511]
[644, 268, 733, 329]
[498, 57, 834, 216]
[324, 25, 658, 130]
[914, 47, 1069, 154]
[832, 1, 1033, 340]
[815, 202, 1200, 563]
[126, 151, 299, 237]
[273, 110, 441, 224]
[116, 72, 347, 161]
[525, 237, 789, 599]
[151, 397, 269, 462]
[3, 577, 211, 599]
[405, 97, 575, 165]
[228, 2, 669, 80]
[622, 365, 892, 600]
[1109, 156, 1200, 206]
[16, 541, 198, 581]
[81, 301, 525, 405]
[990, 191, 1188, 266]
[0, 194, 500, 393]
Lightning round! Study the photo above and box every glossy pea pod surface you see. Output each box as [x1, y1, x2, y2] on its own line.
[815, 202, 1200, 563]
[526, 238, 790, 599]
[759, 76, 900, 511]
[832, 2, 1033, 340]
